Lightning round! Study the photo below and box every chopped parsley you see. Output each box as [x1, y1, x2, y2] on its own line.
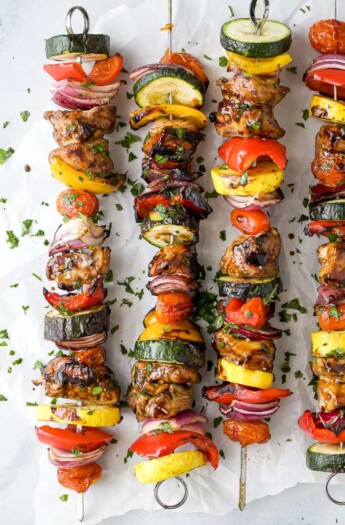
[295, 123, 305, 129]
[219, 56, 228, 67]
[203, 54, 212, 60]
[22, 305, 30, 315]
[0, 147, 15, 165]
[124, 449, 134, 463]
[3, 121, 9, 128]
[91, 386, 103, 395]
[6, 231, 19, 249]
[111, 324, 119, 335]
[22, 219, 33, 236]
[115, 203, 123, 211]
[115, 132, 141, 149]
[104, 270, 114, 283]
[213, 416, 223, 428]
[281, 298, 307, 314]
[128, 151, 137, 162]
[219, 230, 226, 241]
[20, 110, 30, 122]
[59, 495, 68, 502]
[302, 109, 309, 122]
[0, 395, 8, 401]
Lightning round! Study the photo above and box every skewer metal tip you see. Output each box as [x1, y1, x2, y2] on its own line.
[238, 446, 247, 511]
[77, 492, 84, 522]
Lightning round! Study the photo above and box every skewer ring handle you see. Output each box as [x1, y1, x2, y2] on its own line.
[250, 0, 270, 35]
[154, 476, 188, 509]
[325, 473, 345, 505]
[66, 6, 90, 35]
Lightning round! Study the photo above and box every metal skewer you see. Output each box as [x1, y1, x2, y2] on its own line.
[167, 0, 174, 247]
[237, 0, 270, 512]
[76, 402, 84, 521]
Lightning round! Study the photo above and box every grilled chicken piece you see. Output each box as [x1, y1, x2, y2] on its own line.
[312, 357, 345, 383]
[316, 124, 345, 155]
[143, 118, 203, 169]
[220, 227, 281, 279]
[213, 328, 276, 372]
[318, 379, 345, 411]
[126, 383, 193, 421]
[218, 70, 290, 107]
[49, 139, 114, 175]
[33, 352, 120, 405]
[47, 247, 111, 288]
[131, 361, 201, 389]
[148, 244, 200, 279]
[44, 106, 117, 147]
[72, 346, 106, 366]
[318, 242, 345, 287]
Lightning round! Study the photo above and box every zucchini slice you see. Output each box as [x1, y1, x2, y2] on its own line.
[44, 305, 110, 342]
[309, 199, 345, 221]
[217, 275, 282, 300]
[307, 442, 345, 472]
[45, 34, 110, 61]
[133, 67, 206, 109]
[310, 95, 345, 124]
[220, 19, 291, 58]
[134, 339, 205, 369]
[141, 208, 199, 248]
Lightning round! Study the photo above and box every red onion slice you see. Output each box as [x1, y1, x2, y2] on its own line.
[220, 400, 280, 421]
[48, 444, 106, 467]
[224, 189, 284, 210]
[225, 323, 282, 340]
[141, 410, 207, 435]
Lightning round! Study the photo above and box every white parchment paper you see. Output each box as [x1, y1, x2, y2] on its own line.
[0, 0, 343, 523]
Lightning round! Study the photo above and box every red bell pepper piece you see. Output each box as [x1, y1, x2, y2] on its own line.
[43, 277, 106, 311]
[225, 297, 271, 329]
[298, 410, 345, 443]
[202, 383, 292, 405]
[43, 63, 89, 83]
[316, 304, 345, 330]
[35, 425, 112, 452]
[218, 137, 287, 173]
[304, 220, 345, 238]
[130, 430, 219, 469]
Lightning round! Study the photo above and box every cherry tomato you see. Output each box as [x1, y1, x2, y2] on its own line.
[160, 52, 209, 85]
[56, 189, 99, 218]
[57, 462, 102, 493]
[156, 293, 193, 324]
[223, 418, 270, 447]
[315, 304, 345, 331]
[88, 54, 123, 86]
[231, 209, 270, 235]
[309, 19, 345, 54]
[219, 138, 287, 172]
[312, 154, 345, 187]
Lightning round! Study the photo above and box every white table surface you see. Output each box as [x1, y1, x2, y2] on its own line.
[2, 0, 345, 524]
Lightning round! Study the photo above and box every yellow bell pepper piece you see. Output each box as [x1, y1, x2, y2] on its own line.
[134, 450, 207, 484]
[143, 309, 158, 327]
[217, 359, 273, 389]
[139, 320, 204, 343]
[129, 104, 208, 130]
[309, 95, 345, 124]
[311, 330, 345, 357]
[35, 404, 121, 427]
[226, 51, 292, 74]
[50, 156, 125, 194]
[211, 162, 284, 196]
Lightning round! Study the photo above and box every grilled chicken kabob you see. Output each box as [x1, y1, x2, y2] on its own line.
[203, 13, 293, 500]
[298, 18, 345, 481]
[126, 50, 219, 487]
[32, 10, 124, 502]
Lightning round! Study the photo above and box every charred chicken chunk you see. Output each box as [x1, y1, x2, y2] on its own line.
[49, 138, 114, 175]
[47, 247, 111, 288]
[44, 106, 117, 146]
[213, 328, 276, 372]
[217, 70, 290, 107]
[220, 228, 281, 279]
[312, 357, 345, 383]
[317, 242, 345, 287]
[126, 383, 193, 421]
[33, 350, 120, 405]
[131, 361, 201, 389]
[318, 379, 345, 411]
[148, 244, 200, 279]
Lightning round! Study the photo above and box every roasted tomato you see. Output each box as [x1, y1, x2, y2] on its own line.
[160, 51, 209, 85]
[56, 189, 99, 218]
[156, 293, 193, 324]
[315, 304, 345, 331]
[88, 53, 123, 86]
[309, 19, 345, 54]
[231, 209, 270, 235]
[312, 154, 345, 187]
[222, 418, 270, 447]
[57, 462, 102, 493]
